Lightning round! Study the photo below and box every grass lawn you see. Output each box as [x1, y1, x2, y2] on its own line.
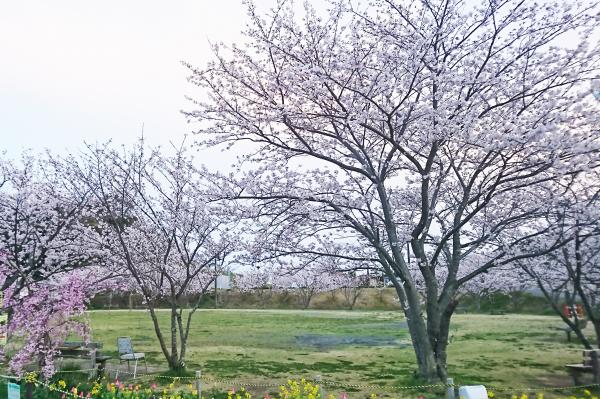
[86, 309, 596, 396]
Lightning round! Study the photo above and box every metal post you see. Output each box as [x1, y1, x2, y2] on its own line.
[196, 370, 202, 398]
[214, 261, 218, 309]
[446, 377, 455, 399]
[315, 375, 325, 399]
[90, 348, 97, 380]
[25, 382, 33, 399]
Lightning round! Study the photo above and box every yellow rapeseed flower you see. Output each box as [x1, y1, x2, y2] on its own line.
[24, 373, 37, 384]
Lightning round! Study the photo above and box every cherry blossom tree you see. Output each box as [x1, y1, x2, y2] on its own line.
[65, 141, 235, 371]
[0, 153, 104, 298]
[330, 271, 369, 310]
[236, 266, 278, 308]
[275, 265, 333, 309]
[185, 0, 600, 381]
[517, 172, 600, 350]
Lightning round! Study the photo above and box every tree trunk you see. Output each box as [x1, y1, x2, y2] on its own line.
[402, 285, 439, 381]
[379, 255, 442, 382]
[169, 304, 184, 371]
[431, 299, 458, 380]
[147, 306, 173, 368]
[389, 274, 456, 382]
[147, 301, 187, 372]
[594, 320, 600, 349]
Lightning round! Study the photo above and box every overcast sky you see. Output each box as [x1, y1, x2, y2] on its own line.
[0, 1, 280, 166]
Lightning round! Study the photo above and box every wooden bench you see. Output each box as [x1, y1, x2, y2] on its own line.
[566, 349, 600, 384]
[57, 341, 111, 378]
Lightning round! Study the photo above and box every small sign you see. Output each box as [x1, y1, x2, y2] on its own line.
[458, 385, 488, 399]
[7, 382, 20, 399]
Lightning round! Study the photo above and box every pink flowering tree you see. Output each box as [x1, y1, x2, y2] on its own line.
[185, 0, 600, 381]
[1, 268, 114, 377]
[65, 141, 236, 371]
[0, 154, 111, 377]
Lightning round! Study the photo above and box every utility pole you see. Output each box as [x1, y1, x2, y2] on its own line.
[214, 258, 218, 309]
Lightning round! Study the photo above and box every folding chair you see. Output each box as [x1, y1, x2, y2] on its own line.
[117, 336, 147, 378]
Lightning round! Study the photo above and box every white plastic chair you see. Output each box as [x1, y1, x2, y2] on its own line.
[117, 336, 147, 378]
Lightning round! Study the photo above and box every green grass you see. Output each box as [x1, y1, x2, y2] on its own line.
[85, 310, 597, 397]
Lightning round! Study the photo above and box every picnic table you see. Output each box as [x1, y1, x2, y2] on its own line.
[57, 341, 111, 378]
[565, 349, 600, 384]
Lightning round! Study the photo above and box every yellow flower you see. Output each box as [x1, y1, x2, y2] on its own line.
[24, 373, 37, 384]
[584, 390, 592, 397]
[488, 391, 495, 398]
[91, 382, 102, 395]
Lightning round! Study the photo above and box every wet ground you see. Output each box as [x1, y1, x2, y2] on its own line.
[294, 334, 409, 350]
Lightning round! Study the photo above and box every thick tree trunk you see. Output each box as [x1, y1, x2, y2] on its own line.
[403, 285, 439, 382]
[390, 276, 456, 382]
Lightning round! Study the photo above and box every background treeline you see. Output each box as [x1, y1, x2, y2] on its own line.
[89, 288, 575, 315]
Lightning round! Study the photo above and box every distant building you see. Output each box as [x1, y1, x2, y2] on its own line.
[216, 274, 231, 289]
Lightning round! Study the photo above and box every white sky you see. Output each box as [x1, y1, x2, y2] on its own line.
[0, 0, 278, 167]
